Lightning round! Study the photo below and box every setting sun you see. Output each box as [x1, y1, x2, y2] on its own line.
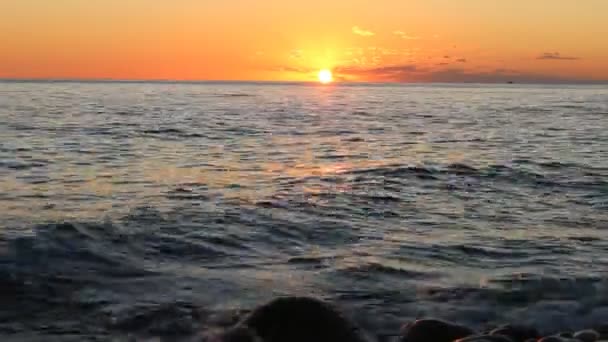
[318, 69, 333, 84]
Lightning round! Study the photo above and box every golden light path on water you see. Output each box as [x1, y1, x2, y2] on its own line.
[1, 134, 492, 224]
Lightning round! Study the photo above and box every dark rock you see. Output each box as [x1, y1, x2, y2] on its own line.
[538, 337, 566, 342]
[239, 297, 368, 342]
[490, 324, 540, 342]
[399, 319, 474, 342]
[219, 327, 263, 342]
[456, 334, 515, 342]
[574, 330, 600, 342]
[595, 324, 608, 339]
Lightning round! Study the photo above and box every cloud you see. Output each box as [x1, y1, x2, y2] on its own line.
[456, 58, 467, 63]
[334, 63, 588, 83]
[265, 61, 605, 83]
[352, 26, 375, 37]
[421, 68, 592, 83]
[269, 66, 315, 74]
[393, 31, 420, 40]
[289, 49, 303, 59]
[423, 68, 525, 83]
[335, 64, 423, 81]
[380, 48, 399, 56]
[537, 52, 580, 60]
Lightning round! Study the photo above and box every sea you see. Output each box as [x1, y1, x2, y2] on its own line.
[1, 81, 607, 341]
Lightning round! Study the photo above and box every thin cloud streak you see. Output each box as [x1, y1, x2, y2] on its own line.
[393, 31, 420, 40]
[289, 49, 303, 59]
[352, 26, 375, 37]
[537, 52, 580, 60]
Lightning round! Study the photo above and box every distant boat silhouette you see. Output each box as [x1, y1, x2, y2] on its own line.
[507, 81, 514, 84]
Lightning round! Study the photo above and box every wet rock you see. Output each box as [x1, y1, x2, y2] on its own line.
[239, 297, 368, 342]
[218, 327, 262, 342]
[538, 336, 569, 342]
[595, 324, 608, 340]
[456, 334, 515, 342]
[490, 324, 540, 342]
[399, 319, 474, 342]
[574, 330, 600, 342]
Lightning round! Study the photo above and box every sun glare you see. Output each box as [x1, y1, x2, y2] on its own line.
[318, 69, 333, 84]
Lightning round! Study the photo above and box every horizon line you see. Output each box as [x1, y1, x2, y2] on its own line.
[1, 77, 608, 86]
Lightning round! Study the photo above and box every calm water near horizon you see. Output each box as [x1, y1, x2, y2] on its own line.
[1, 81, 607, 340]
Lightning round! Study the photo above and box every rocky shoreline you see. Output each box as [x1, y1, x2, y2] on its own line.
[204, 297, 608, 342]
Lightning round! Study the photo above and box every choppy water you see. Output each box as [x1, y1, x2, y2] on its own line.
[1, 81, 608, 341]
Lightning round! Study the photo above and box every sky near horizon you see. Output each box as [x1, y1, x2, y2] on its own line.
[1, 1, 607, 83]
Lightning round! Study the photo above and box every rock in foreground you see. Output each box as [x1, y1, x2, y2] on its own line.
[233, 297, 368, 342]
[204, 297, 608, 342]
[490, 324, 540, 342]
[400, 319, 474, 342]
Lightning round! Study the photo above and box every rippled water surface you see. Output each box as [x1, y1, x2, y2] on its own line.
[1, 81, 608, 340]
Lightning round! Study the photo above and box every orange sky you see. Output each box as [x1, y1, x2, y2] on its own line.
[1, 0, 607, 83]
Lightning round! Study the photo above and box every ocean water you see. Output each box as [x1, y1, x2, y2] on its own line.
[1, 81, 607, 340]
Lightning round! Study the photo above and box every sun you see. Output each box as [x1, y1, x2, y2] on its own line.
[318, 69, 333, 84]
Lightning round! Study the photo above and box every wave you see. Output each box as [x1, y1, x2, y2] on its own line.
[335, 262, 437, 279]
[139, 127, 207, 139]
[212, 93, 256, 97]
[411, 279, 608, 332]
[141, 128, 185, 135]
[342, 161, 608, 190]
[0, 160, 47, 170]
[2, 214, 608, 340]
